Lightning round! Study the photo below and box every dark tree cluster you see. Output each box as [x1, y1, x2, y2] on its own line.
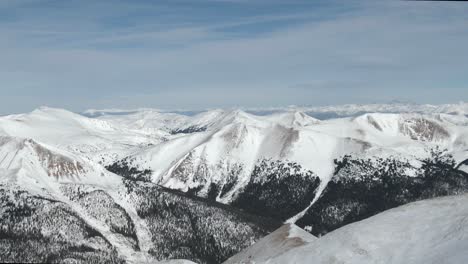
[124, 181, 280, 264]
[296, 148, 468, 236]
[60, 184, 140, 249]
[232, 159, 321, 221]
[170, 126, 207, 135]
[0, 185, 124, 264]
[106, 158, 152, 182]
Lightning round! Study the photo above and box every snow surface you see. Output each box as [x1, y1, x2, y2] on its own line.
[0, 104, 467, 263]
[1, 106, 467, 204]
[0, 107, 166, 165]
[227, 194, 468, 264]
[224, 224, 316, 264]
[95, 108, 468, 203]
[0, 135, 202, 264]
[0, 135, 121, 191]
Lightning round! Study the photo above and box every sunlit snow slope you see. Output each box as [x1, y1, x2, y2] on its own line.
[0, 103, 467, 263]
[0, 134, 279, 264]
[0, 107, 166, 164]
[101, 109, 468, 202]
[226, 194, 468, 264]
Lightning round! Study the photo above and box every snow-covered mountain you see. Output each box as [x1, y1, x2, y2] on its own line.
[0, 107, 166, 164]
[0, 133, 279, 263]
[85, 102, 468, 119]
[248, 101, 468, 118]
[97, 106, 468, 241]
[227, 194, 468, 264]
[1, 104, 467, 263]
[106, 110, 337, 198]
[103, 109, 468, 202]
[0, 135, 121, 190]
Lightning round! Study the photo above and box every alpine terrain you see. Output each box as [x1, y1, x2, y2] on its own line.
[1, 102, 467, 263]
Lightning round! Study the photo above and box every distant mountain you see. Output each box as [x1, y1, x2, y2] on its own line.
[248, 102, 468, 119]
[84, 102, 468, 119]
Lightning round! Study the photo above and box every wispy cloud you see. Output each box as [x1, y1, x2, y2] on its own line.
[0, 0, 467, 114]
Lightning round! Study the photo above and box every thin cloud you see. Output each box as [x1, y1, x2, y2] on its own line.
[0, 0, 467, 114]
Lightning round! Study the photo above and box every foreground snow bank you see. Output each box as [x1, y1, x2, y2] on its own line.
[227, 194, 468, 264]
[224, 224, 316, 264]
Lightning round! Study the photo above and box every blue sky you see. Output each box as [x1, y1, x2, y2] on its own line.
[1, 0, 468, 114]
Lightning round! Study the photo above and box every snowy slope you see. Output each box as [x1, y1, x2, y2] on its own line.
[0, 135, 120, 190]
[241, 194, 468, 264]
[224, 224, 316, 264]
[0, 107, 166, 164]
[0, 135, 279, 264]
[110, 110, 366, 201]
[263, 111, 321, 127]
[97, 108, 235, 134]
[1, 106, 466, 206]
[97, 109, 191, 134]
[99, 109, 467, 238]
[1, 104, 467, 263]
[107, 110, 467, 203]
[0, 135, 144, 263]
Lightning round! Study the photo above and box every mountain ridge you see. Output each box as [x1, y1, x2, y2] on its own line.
[1, 104, 467, 263]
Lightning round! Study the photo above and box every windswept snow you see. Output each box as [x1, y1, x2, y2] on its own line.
[0, 107, 166, 164]
[98, 108, 468, 203]
[1, 106, 466, 202]
[0, 134, 276, 264]
[1, 103, 468, 263]
[227, 194, 468, 264]
[0, 135, 120, 189]
[224, 224, 316, 264]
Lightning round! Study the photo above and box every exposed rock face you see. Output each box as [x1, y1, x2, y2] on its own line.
[366, 115, 383, 131]
[32, 142, 87, 178]
[0, 136, 87, 180]
[399, 117, 450, 141]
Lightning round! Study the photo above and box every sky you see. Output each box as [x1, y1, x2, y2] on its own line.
[1, 0, 468, 114]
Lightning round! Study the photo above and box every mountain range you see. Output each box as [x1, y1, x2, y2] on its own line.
[1, 103, 467, 263]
